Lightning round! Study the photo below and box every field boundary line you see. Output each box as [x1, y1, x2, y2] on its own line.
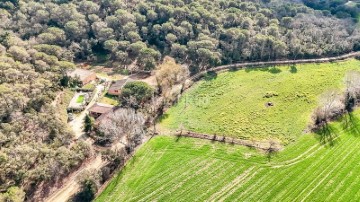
[174, 130, 282, 151]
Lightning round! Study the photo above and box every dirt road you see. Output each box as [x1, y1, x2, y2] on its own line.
[45, 155, 105, 202]
[69, 84, 104, 139]
[44, 84, 105, 202]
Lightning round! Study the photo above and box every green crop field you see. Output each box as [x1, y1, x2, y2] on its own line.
[96, 109, 360, 201]
[160, 59, 360, 143]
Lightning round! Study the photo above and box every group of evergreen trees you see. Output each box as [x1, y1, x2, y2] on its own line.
[1, 0, 360, 73]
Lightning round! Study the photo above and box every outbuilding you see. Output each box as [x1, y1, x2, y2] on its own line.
[88, 102, 114, 119]
[68, 68, 97, 85]
[107, 78, 132, 96]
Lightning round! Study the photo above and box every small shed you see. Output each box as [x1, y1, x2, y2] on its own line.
[108, 78, 132, 96]
[88, 102, 114, 119]
[68, 68, 97, 85]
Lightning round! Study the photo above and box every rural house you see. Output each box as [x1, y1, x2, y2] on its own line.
[88, 102, 114, 118]
[68, 68, 97, 85]
[108, 78, 132, 95]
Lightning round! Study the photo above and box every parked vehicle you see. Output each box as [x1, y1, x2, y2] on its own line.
[67, 113, 74, 122]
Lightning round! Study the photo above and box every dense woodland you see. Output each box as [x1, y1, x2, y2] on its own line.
[303, 0, 360, 19]
[1, 0, 360, 201]
[1, 0, 360, 72]
[0, 33, 91, 201]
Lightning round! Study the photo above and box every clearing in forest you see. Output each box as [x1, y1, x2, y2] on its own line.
[160, 59, 360, 143]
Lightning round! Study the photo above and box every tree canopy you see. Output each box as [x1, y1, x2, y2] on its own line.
[1, 0, 360, 73]
[120, 81, 154, 109]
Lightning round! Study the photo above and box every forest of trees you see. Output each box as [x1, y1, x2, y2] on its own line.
[1, 0, 360, 200]
[1, 0, 360, 73]
[303, 0, 360, 19]
[0, 33, 91, 201]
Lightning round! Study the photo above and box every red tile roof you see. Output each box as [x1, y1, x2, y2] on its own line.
[88, 103, 114, 114]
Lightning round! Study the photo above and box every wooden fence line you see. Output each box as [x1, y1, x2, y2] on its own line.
[176, 130, 282, 151]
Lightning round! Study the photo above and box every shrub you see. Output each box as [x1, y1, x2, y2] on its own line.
[120, 81, 154, 109]
[72, 169, 101, 202]
[84, 114, 94, 133]
[263, 91, 279, 98]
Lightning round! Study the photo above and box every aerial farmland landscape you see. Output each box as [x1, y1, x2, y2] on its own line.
[2, 0, 360, 202]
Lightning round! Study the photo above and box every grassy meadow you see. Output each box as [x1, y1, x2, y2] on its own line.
[160, 59, 360, 143]
[97, 59, 360, 201]
[96, 109, 360, 201]
[100, 94, 119, 106]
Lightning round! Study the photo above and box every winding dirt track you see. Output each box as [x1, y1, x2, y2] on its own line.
[44, 155, 105, 202]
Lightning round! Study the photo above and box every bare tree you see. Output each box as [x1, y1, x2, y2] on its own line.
[266, 140, 279, 162]
[97, 108, 145, 145]
[156, 56, 189, 103]
[313, 90, 345, 127]
[345, 70, 360, 110]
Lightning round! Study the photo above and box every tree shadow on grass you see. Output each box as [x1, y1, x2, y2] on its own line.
[203, 71, 218, 81]
[341, 112, 360, 137]
[228, 66, 241, 72]
[157, 114, 169, 123]
[244, 65, 282, 74]
[268, 67, 282, 74]
[289, 65, 297, 73]
[175, 133, 183, 142]
[245, 66, 270, 73]
[315, 123, 339, 147]
[129, 155, 137, 167]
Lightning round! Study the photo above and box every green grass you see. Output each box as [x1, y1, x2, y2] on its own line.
[100, 94, 119, 106]
[82, 83, 95, 90]
[160, 59, 360, 143]
[96, 109, 360, 201]
[76, 95, 84, 103]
